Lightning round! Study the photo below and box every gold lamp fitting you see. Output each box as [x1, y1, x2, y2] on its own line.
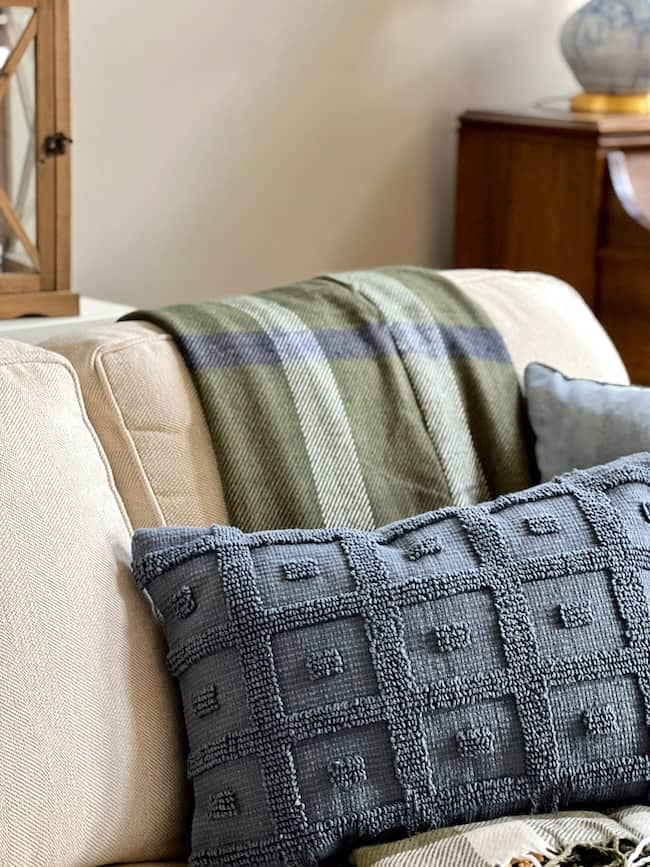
[571, 91, 650, 115]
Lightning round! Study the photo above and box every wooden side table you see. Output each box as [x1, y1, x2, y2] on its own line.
[454, 107, 650, 384]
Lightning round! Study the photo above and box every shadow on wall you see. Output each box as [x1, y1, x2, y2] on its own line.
[71, 0, 577, 307]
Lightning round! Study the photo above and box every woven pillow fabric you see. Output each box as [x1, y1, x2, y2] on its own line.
[132, 453, 650, 867]
[525, 361, 650, 480]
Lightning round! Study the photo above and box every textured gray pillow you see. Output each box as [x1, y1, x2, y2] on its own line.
[525, 362, 650, 481]
[132, 453, 650, 867]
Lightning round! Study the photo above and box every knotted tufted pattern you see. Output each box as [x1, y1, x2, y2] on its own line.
[133, 453, 650, 867]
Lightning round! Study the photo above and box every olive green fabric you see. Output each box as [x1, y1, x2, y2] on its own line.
[126, 267, 533, 530]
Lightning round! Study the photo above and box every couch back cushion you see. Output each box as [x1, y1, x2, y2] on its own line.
[440, 270, 628, 384]
[0, 340, 188, 867]
[44, 271, 627, 534]
[43, 321, 229, 530]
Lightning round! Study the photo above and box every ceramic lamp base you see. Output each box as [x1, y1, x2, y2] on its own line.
[571, 91, 650, 115]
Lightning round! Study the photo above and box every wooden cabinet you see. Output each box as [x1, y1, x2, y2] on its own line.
[454, 108, 650, 384]
[0, 1, 76, 318]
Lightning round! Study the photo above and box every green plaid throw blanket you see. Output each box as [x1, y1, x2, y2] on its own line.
[128, 268, 530, 531]
[127, 267, 532, 530]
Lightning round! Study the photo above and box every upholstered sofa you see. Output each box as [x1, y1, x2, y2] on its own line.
[0, 271, 630, 866]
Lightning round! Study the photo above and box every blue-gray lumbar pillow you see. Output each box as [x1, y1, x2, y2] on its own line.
[525, 362, 650, 482]
[132, 453, 650, 867]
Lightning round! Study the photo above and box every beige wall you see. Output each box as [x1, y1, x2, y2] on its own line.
[70, 0, 579, 308]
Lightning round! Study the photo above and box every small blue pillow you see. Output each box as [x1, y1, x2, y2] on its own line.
[133, 454, 650, 867]
[525, 362, 650, 481]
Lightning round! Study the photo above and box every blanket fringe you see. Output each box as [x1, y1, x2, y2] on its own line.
[507, 836, 650, 867]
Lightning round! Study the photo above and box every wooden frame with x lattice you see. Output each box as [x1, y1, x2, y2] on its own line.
[0, 0, 76, 318]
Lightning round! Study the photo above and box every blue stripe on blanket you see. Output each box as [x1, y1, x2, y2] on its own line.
[176, 322, 510, 369]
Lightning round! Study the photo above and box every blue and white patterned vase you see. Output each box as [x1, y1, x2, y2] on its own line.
[561, 0, 650, 109]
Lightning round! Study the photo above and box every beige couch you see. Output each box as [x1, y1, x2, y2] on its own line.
[0, 271, 628, 867]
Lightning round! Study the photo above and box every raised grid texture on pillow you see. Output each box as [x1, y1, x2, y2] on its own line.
[132, 454, 650, 867]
